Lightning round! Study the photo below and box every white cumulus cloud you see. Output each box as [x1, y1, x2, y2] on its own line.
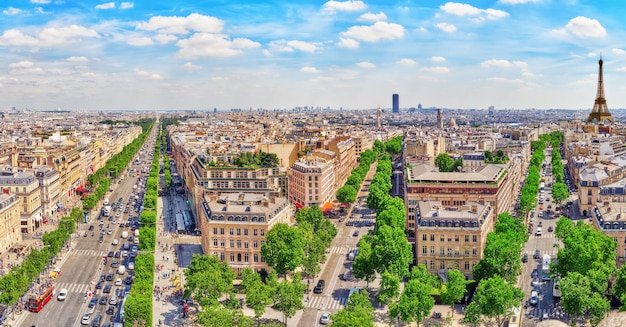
[436, 23, 457, 33]
[440, 2, 509, 21]
[135, 69, 162, 80]
[612, 48, 626, 55]
[356, 61, 375, 68]
[300, 67, 319, 73]
[66, 56, 90, 62]
[136, 13, 224, 35]
[270, 40, 319, 53]
[552, 16, 606, 39]
[95, 2, 115, 10]
[9, 61, 44, 74]
[127, 37, 153, 46]
[341, 21, 404, 42]
[120, 2, 134, 9]
[153, 34, 178, 44]
[617, 66, 626, 72]
[431, 56, 446, 62]
[420, 66, 450, 73]
[0, 25, 100, 48]
[3, 7, 22, 15]
[358, 12, 387, 22]
[181, 62, 202, 71]
[397, 58, 417, 65]
[322, 1, 366, 12]
[337, 37, 359, 48]
[481, 59, 527, 68]
[176, 33, 260, 58]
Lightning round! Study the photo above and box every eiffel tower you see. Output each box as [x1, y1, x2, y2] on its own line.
[586, 57, 614, 124]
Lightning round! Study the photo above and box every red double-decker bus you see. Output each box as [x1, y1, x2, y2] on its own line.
[28, 283, 54, 312]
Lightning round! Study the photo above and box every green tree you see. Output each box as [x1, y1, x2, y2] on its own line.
[471, 276, 523, 327]
[184, 254, 235, 307]
[241, 268, 273, 326]
[352, 238, 376, 286]
[373, 140, 384, 154]
[261, 223, 306, 276]
[440, 269, 467, 317]
[336, 185, 357, 204]
[560, 272, 590, 318]
[612, 263, 626, 310]
[375, 207, 406, 230]
[370, 225, 413, 278]
[330, 290, 375, 327]
[377, 271, 400, 305]
[551, 182, 569, 205]
[196, 305, 254, 327]
[273, 273, 306, 326]
[473, 231, 523, 283]
[391, 279, 434, 326]
[435, 153, 455, 172]
[587, 292, 610, 326]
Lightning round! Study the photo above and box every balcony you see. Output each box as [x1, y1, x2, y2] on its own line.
[435, 253, 463, 259]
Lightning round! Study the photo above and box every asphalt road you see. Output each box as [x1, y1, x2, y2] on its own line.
[19, 134, 157, 327]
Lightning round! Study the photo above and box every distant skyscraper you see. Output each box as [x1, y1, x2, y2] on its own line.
[392, 94, 399, 113]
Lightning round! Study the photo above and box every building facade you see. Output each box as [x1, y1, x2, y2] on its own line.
[288, 156, 335, 208]
[0, 194, 21, 256]
[0, 169, 43, 233]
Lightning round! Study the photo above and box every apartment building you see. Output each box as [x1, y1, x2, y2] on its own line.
[415, 200, 494, 279]
[326, 136, 357, 189]
[34, 167, 61, 220]
[288, 155, 335, 208]
[591, 201, 626, 262]
[0, 194, 21, 256]
[0, 169, 43, 233]
[199, 193, 294, 273]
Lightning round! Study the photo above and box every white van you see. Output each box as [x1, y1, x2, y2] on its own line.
[536, 227, 542, 236]
[134, 229, 139, 237]
[117, 265, 126, 275]
[121, 231, 128, 239]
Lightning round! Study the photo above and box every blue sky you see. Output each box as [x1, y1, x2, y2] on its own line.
[0, 0, 625, 111]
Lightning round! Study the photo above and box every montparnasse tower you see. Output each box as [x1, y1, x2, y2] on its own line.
[586, 57, 614, 124]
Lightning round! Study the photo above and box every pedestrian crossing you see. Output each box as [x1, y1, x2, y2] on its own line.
[531, 233, 558, 239]
[71, 249, 106, 257]
[328, 247, 358, 255]
[523, 249, 558, 256]
[527, 306, 570, 321]
[305, 295, 348, 310]
[56, 282, 92, 294]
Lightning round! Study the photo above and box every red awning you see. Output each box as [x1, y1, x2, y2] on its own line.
[76, 186, 86, 193]
[294, 203, 303, 209]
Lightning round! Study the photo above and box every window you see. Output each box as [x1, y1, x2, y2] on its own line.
[244, 229, 248, 236]
[244, 253, 249, 262]
[430, 234, 435, 241]
[230, 253, 235, 262]
[422, 234, 427, 241]
[237, 240, 242, 248]
[430, 260, 435, 269]
[465, 235, 469, 242]
[213, 228, 218, 235]
[472, 235, 477, 242]
[455, 235, 459, 242]
[464, 248, 470, 256]
[472, 247, 478, 256]
[237, 229, 241, 236]
[229, 240, 234, 248]
[237, 253, 242, 262]
[465, 261, 470, 270]
[260, 229, 265, 236]
[440, 246, 444, 255]
[440, 261, 445, 269]
[254, 254, 259, 262]
[220, 253, 225, 261]
[447, 247, 452, 255]
[253, 229, 258, 236]
[229, 228, 234, 235]
[422, 246, 427, 254]
[244, 242, 249, 249]
[220, 228, 224, 235]
[253, 240, 258, 248]
[440, 234, 444, 242]
[220, 239, 225, 247]
[430, 246, 435, 255]
[213, 239, 218, 247]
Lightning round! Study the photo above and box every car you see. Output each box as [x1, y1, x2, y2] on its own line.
[112, 239, 118, 245]
[115, 278, 123, 286]
[107, 251, 114, 257]
[99, 274, 106, 282]
[314, 280, 325, 294]
[533, 250, 541, 259]
[107, 229, 112, 235]
[115, 251, 121, 258]
[352, 230, 359, 237]
[81, 313, 91, 325]
[96, 281, 103, 289]
[88, 297, 98, 308]
[320, 312, 331, 324]
[532, 278, 539, 287]
[91, 314, 102, 327]
[548, 226, 554, 232]
[530, 291, 539, 305]
[109, 295, 118, 305]
[122, 251, 128, 257]
[531, 269, 538, 279]
[536, 227, 542, 236]
[57, 288, 68, 301]
[103, 284, 112, 293]
[538, 221, 543, 227]
[124, 275, 134, 285]
[521, 253, 528, 263]
[99, 296, 108, 305]
[106, 273, 114, 281]
[111, 260, 119, 268]
[88, 225, 95, 231]
[106, 305, 115, 315]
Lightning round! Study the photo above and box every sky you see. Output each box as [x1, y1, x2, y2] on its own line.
[1, 0, 626, 111]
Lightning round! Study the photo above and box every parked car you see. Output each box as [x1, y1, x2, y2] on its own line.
[522, 253, 528, 263]
[548, 226, 554, 232]
[89, 298, 98, 308]
[314, 280, 325, 294]
[533, 250, 541, 259]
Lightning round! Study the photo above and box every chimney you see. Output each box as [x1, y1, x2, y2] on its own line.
[471, 205, 478, 214]
[262, 196, 269, 207]
[270, 196, 276, 204]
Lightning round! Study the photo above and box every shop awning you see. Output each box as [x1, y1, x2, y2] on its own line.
[321, 202, 334, 213]
[294, 203, 303, 209]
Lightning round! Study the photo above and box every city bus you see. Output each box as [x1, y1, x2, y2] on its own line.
[28, 283, 54, 312]
[541, 254, 551, 281]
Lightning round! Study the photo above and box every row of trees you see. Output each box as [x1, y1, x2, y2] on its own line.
[518, 138, 547, 216]
[543, 132, 569, 207]
[83, 119, 154, 212]
[124, 123, 160, 326]
[460, 212, 527, 327]
[0, 208, 79, 304]
[336, 148, 377, 204]
[553, 218, 614, 325]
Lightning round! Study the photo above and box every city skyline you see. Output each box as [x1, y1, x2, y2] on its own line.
[1, 0, 626, 111]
